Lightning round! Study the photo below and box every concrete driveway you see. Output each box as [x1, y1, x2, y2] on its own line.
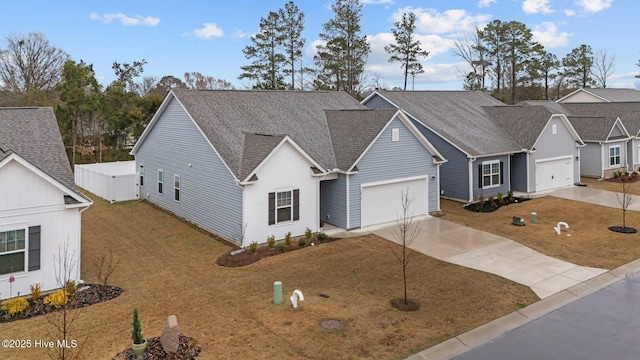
[552, 185, 640, 211]
[368, 217, 607, 299]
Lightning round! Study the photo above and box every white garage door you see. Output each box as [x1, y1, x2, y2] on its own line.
[535, 157, 573, 192]
[361, 177, 428, 227]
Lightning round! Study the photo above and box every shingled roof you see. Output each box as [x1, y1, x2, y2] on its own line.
[562, 102, 640, 137]
[162, 89, 366, 179]
[371, 90, 522, 156]
[0, 107, 78, 192]
[484, 105, 558, 149]
[568, 116, 624, 141]
[560, 88, 640, 103]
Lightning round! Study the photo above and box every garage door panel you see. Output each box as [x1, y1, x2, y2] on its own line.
[535, 157, 573, 192]
[361, 178, 427, 227]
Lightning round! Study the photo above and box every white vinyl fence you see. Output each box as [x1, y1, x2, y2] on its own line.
[74, 161, 138, 203]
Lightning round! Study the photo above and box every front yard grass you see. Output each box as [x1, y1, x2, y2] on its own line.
[580, 176, 640, 195]
[0, 194, 537, 360]
[441, 196, 640, 269]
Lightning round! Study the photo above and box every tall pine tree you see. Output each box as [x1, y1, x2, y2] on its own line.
[384, 12, 429, 91]
[279, 1, 306, 90]
[562, 44, 595, 88]
[314, 0, 370, 98]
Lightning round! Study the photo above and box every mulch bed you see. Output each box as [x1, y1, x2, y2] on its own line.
[113, 334, 201, 360]
[390, 298, 421, 312]
[463, 197, 530, 213]
[0, 284, 122, 323]
[608, 226, 638, 234]
[216, 237, 334, 267]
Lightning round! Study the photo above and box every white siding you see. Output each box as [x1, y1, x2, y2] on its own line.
[0, 160, 83, 300]
[243, 141, 319, 246]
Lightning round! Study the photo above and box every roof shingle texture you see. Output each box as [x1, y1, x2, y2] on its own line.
[375, 90, 521, 156]
[583, 88, 640, 102]
[562, 102, 640, 136]
[0, 107, 76, 190]
[567, 116, 619, 141]
[325, 108, 399, 170]
[483, 105, 556, 149]
[171, 89, 365, 178]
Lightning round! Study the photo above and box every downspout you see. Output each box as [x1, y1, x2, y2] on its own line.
[437, 163, 441, 211]
[78, 204, 91, 284]
[468, 157, 476, 202]
[234, 180, 246, 247]
[345, 174, 350, 229]
[526, 152, 531, 193]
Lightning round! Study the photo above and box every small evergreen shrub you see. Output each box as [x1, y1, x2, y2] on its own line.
[2, 297, 28, 316]
[266, 235, 275, 249]
[298, 239, 306, 247]
[284, 232, 292, 246]
[317, 232, 328, 242]
[276, 243, 286, 252]
[305, 228, 312, 240]
[497, 192, 504, 204]
[65, 280, 76, 294]
[132, 308, 144, 345]
[249, 241, 258, 253]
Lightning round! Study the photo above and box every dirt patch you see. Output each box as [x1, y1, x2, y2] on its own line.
[113, 334, 201, 359]
[390, 298, 421, 311]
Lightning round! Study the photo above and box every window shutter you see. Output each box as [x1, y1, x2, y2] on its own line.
[478, 164, 482, 188]
[28, 226, 41, 271]
[500, 161, 504, 184]
[293, 189, 300, 221]
[268, 192, 275, 225]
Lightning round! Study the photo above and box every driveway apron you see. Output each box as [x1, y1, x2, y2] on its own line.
[370, 218, 607, 299]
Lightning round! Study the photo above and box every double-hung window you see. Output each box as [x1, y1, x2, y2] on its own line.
[268, 189, 299, 225]
[609, 145, 621, 167]
[482, 160, 501, 188]
[158, 169, 164, 194]
[174, 175, 181, 202]
[0, 229, 26, 275]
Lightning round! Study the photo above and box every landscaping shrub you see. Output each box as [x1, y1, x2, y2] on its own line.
[2, 297, 28, 316]
[284, 232, 292, 246]
[298, 239, 306, 247]
[317, 232, 328, 242]
[249, 241, 258, 253]
[266, 235, 275, 249]
[44, 290, 68, 308]
[30, 283, 42, 300]
[497, 192, 504, 204]
[305, 228, 312, 240]
[65, 280, 76, 294]
[276, 243, 286, 252]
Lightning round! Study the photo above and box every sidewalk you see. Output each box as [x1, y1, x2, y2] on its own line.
[551, 186, 640, 211]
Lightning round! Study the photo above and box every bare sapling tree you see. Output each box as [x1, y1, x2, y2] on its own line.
[389, 189, 420, 306]
[94, 247, 120, 286]
[616, 175, 636, 231]
[46, 239, 85, 360]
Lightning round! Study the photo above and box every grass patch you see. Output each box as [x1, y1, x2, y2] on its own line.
[0, 193, 538, 359]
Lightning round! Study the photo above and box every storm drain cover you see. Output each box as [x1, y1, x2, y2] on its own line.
[319, 318, 344, 330]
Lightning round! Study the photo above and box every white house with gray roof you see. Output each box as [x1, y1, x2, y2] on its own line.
[131, 90, 445, 247]
[0, 107, 92, 300]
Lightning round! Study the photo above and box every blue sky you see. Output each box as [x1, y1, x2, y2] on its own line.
[1, 0, 638, 91]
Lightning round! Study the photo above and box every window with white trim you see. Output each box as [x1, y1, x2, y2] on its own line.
[0, 229, 25, 275]
[139, 164, 144, 186]
[268, 189, 299, 225]
[482, 160, 501, 188]
[174, 175, 181, 201]
[609, 145, 621, 166]
[158, 169, 164, 194]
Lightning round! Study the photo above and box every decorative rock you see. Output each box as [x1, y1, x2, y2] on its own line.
[161, 315, 179, 353]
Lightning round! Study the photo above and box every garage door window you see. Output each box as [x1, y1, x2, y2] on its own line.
[480, 160, 502, 188]
[609, 145, 621, 167]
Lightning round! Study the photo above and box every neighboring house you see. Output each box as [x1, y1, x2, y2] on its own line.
[485, 104, 585, 193]
[558, 88, 640, 103]
[566, 115, 630, 178]
[362, 90, 520, 202]
[0, 107, 92, 300]
[131, 90, 445, 247]
[562, 103, 640, 172]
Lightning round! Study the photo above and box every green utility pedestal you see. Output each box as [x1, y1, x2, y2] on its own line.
[273, 281, 282, 305]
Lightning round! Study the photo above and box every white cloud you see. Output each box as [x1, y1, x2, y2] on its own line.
[575, 0, 614, 12]
[89, 13, 160, 27]
[478, 0, 497, 7]
[394, 7, 491, 34]
[564, 9, 576, 16]
[522, 0, 553, 14]
[233, 29, 248, 39]
[531, 22, 571, 48]
[192, 23, 224, 39]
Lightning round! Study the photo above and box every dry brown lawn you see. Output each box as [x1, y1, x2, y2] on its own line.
[580, 176, 640, 195]
[441, 196, 640, 269]
[0, 194, 538, 360]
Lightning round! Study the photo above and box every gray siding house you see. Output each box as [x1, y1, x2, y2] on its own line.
[487, 104, 585, 193]
[567, 116, 630, 178]
[132, 90, 444, 246]
[362, 90, 520, 202]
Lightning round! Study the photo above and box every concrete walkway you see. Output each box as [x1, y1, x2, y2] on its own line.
[367, 218, 607, 299]
[552, 185, 640, 211]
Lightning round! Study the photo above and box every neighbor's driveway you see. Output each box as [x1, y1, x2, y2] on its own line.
[368, 217, 607, 299]
[552, 186, 640, 211]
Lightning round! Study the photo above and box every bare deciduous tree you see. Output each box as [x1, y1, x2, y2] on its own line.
[389, 189, 420, 306]
[94, 247, 120, 286]
[593, 49, 616, 88]
[615, 176, 635, 231]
